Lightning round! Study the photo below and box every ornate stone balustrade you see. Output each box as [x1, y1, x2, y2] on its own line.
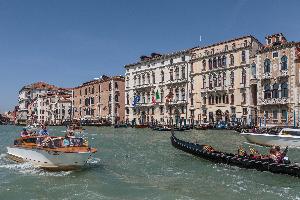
[262, 72, 271, 79]
[279, 70, 288, 77]
[260, 97, 288, 105]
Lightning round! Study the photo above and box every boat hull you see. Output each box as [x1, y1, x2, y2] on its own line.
[241, 133, 300, 148]
[6, 146, 93, 170]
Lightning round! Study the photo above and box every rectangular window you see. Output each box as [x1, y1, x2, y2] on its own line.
[273, 52, 278, 58]
[243, 108, 247, 115]
[273, 110, 278, 119]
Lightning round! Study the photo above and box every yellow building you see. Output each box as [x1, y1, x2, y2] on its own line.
[190, 36, 262, 125]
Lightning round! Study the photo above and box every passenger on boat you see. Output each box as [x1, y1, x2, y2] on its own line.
[204, 145, 214, 152]
[63, 135, 70, 147]
[21, 128, 29, 137]
[39, 125, 49, 136]
[41, 136, 54, 148]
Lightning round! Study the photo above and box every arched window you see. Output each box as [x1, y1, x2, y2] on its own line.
[281, 56, 288, 70]
[175, 67, 179, 79]
[203, 96, 207, 105]
[242, 69, 246, 84]
[272, 83, 279, 98]
[241, 50, 246, 63]
[175, 88, 179, 101]
[115, 82, 118, 89]
[222, 71, 226, 86]
[202, 60, 206, 71]
[181, 88, 185, 100]
[142, 74, 145, 85]
[264, 84, 271, 99]
[213, 74, 217, 87]
[218, 57, 222, 67]
[202, 75, 206, 89]
[145, 92, 149, 103]
[264, 59, 271, 73]
[169, 69, 173, 81]
[152, 72, 156, 84]
[281, 82, 288, 98]
[160, 89, 164, 103]
[213, 58, 217, 68]
[115, 95, 119, 102]
[138, 75, 141, 86]
[147, 73, 150, 84]
[209, 74, 213, 89]
[231, 94, 234, 104]
[126, 94, 129, 105]
[181, 66, 186, 79]
[208, 59, 212, 69]
[230, 54, 234, 65]
[126, 76, 130, 87]
[251, 63, 256, 78]
[230, 71, 234, 86]
[218, 73, 222, 86]
[161, 71, 164, 82]
[222, 55, 226, 67]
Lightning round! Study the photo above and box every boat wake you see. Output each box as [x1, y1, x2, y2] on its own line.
[0, 153, 72, 176]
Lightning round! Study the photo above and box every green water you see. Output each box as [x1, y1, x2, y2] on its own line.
[0, 125, 300, 200]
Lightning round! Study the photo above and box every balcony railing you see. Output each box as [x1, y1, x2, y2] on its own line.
[260, 97, 288, 105]
[279, 70, 288, 77]
[262, 72, 271, 79]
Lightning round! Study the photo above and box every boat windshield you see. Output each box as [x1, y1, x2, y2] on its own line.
[281, 130, 300, 136]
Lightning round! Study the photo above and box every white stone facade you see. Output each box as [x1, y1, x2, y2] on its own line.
[125, 52, 192, 125]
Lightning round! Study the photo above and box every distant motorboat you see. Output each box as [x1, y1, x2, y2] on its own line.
[241, 128, 300, 148]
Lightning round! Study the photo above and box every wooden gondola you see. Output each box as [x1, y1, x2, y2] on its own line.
[114, 124, 128, 128]
[170, 133, 300, 177]
[135, 124, 148, 128]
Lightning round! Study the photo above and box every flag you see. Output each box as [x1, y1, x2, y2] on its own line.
[132, 96, 140, 107]
[152, 96, 156, 105]
[155, 90, 160, 100]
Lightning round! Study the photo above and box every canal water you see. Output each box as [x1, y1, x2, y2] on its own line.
[0, 125, 300, 200]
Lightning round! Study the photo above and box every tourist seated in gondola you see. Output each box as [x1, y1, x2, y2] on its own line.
[21, 128, 29, 137]
[203, 145, 215, 152]
[237, 146, 247, 157]
[249, 147, 261, 159]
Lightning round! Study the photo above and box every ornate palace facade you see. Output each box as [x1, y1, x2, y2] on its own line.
[252, 33, 300, 126]
[190, 36, 262, 125]
[124, 52, 192, 125]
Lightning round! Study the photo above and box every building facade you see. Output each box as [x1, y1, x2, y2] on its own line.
[73, 75, 125, 124]
[124, 52, 192, 125]
[17, 82, 69, 124]
[27, 92, 72, 125]
[253, 33, 300, 126]
[190, 36, 263, 125]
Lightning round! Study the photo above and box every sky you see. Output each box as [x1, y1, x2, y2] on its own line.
[0, 0, 300, 112]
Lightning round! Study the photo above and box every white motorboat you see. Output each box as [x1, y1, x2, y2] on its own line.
[6, 135, 97, 170]
[241, 128, 300, 148]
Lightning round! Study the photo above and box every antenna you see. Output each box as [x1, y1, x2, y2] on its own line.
[199, 35, 202, 43]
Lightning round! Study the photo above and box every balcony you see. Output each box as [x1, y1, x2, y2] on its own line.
[279, 70, 289, 78]
[165, 78, 188, 86]
[260, 97, 288, 105]
[134, 83, 155, 90]
[262, 72, 271, 80]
